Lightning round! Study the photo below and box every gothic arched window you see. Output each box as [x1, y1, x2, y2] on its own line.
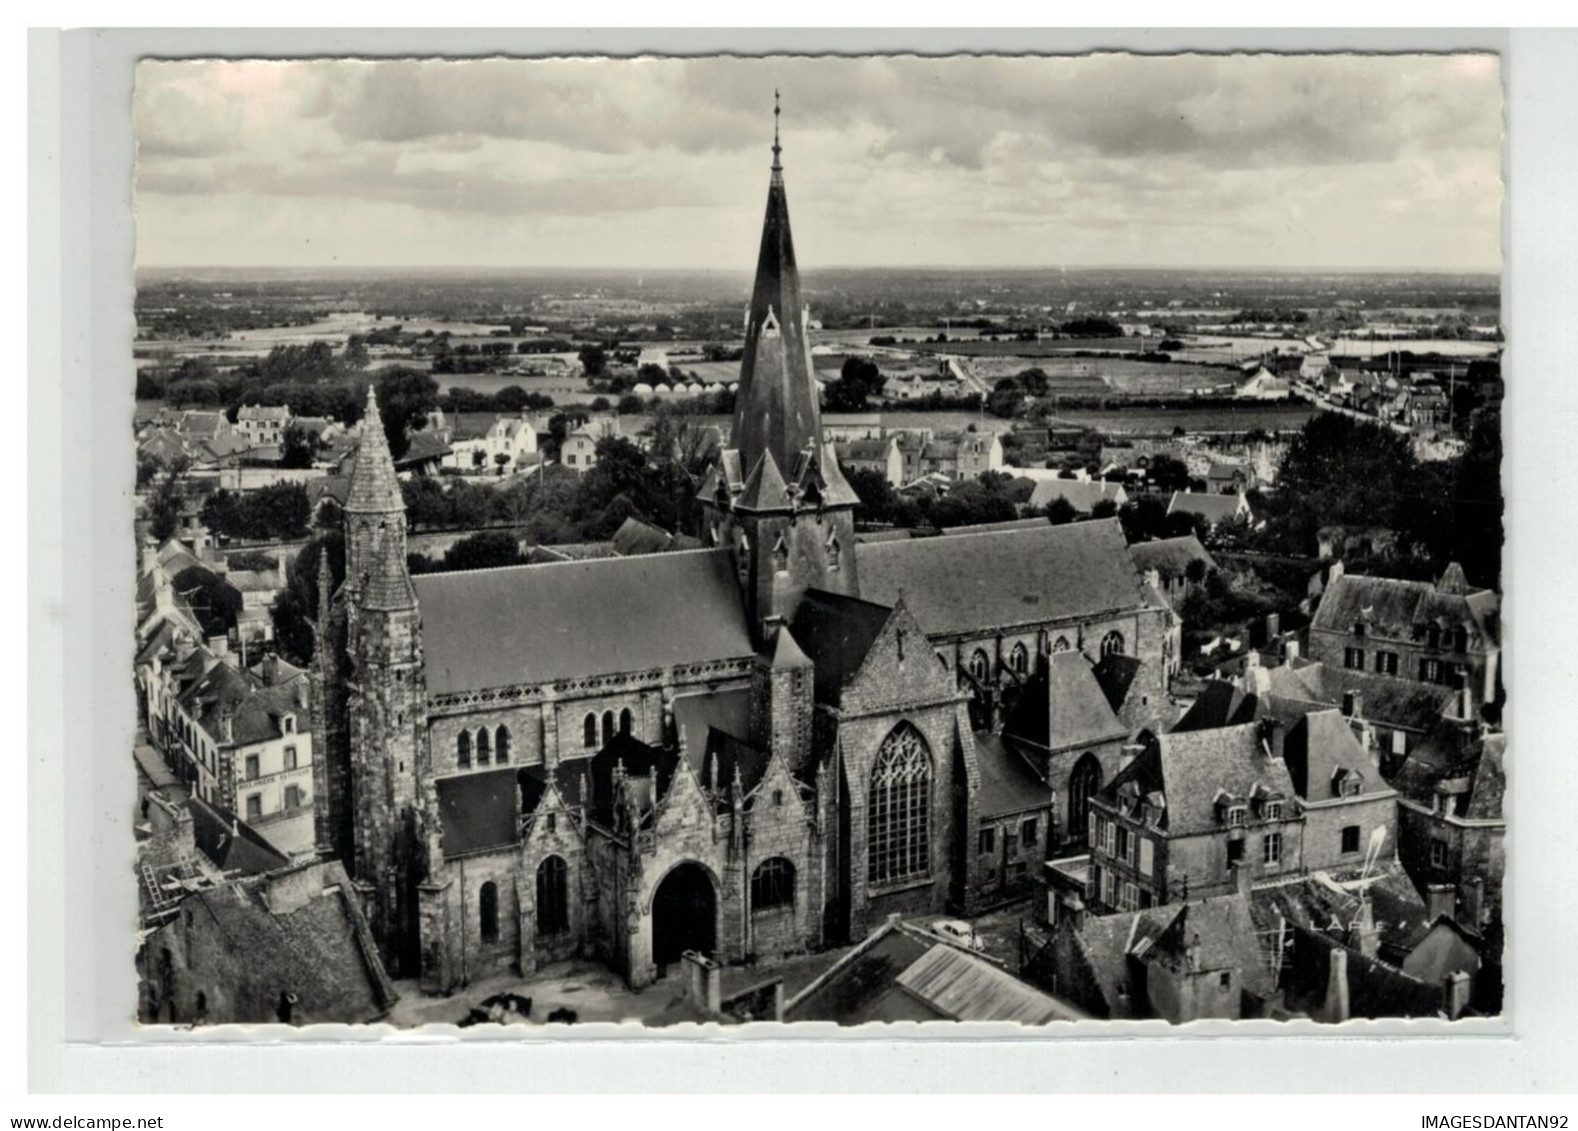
[1009, 642, 1029, 675]
[968, 649, 991, 683]
[536, 856, 569, 938]
[1070, 753, 1103, 844]
[751, 857, 796, 910]
[601, 711, 615, 746]
[868, 724, 933, 886]
[479, 881, 499, 944]
[476, 727, 491, 766]
[583, 713, 598, 749]
[457, 730, 472, 769]
[1100, 631, 1125, 658]
[1052, 636, 1072, 653]
[495, 725, 510, 764]
[619, 708, 633, 736]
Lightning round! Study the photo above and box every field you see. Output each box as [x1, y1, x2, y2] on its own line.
[1052, 404, 1315, 435]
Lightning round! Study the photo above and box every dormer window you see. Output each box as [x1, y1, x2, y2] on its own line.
[1333, 768, 1364, 798]
[281, 714, 295, 734]
[1352, 622, 1365, 639]
[1264, 801, 1283, 821]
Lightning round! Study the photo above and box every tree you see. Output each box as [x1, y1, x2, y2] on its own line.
[342, 334, 370, 370]
[441, 530, 524, 572]
[145, 460, 189, 543]
[1147, 454, 1192, 494]
[1091, 498, 1119, 520]
[376, 368, 440, 460]
[846, 467, 898, 525]
[578, 345, 607, 378]
[1044, 497, 1078, 526]
[494, 452, 511, 476]
[270, 532, 344, 665]
[825, 357, 886, 412]
[279, 423, 316, 469]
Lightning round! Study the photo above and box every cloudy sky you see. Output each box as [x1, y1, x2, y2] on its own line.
[134, 54, 1503, 272]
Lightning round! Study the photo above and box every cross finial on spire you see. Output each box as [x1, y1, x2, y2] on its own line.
[771, 89, 783, 177]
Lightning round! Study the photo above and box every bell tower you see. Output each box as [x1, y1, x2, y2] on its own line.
[341, 386, 429, 976]
[699, 93, 861, 646]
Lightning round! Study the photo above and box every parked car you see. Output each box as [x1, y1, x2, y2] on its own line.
[929, 919, 985, 951]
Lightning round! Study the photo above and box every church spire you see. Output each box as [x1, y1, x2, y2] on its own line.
[730, 93, 822, 482]
[345, 384, 415, 610]
[346, 385, 404, 516]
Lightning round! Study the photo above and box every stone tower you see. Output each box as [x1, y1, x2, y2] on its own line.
[699, 95, 861, 646]
[340, 386, 429, 976]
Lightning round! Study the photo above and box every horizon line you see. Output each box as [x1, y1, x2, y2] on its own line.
[135, 262, 1505, 277]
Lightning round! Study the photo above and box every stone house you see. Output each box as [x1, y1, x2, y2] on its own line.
[236, 404, 292, 448]
[835, 436, 904, 486]
[1308, 563, 1500, 715]
[1087, 723, 1303, 911]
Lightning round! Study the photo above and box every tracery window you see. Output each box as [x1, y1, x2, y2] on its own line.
[1009, 642, 1029, 675]
[867, 725, 932, 886]
[495, 725, 510, 764]
[476, 727, 491, 766]
[1100, 631, 1125, 657]
[968, 649, 990, 683]
[457, 730, 472, 768]
[751, 857, 796, 910]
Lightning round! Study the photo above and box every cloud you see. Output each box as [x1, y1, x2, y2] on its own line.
[132, 54, 1503, 270]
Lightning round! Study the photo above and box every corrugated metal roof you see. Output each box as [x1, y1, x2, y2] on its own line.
[894, 943, 1085, 1024]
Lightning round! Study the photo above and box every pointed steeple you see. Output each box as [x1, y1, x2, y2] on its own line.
[347, 385, 404, 515]
[732, 93, 822, 482]
[344, 384, 415, 610]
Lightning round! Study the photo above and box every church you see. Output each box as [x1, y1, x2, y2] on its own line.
[311, 112, 1175, 994]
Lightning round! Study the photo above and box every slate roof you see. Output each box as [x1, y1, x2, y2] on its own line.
[1003, 652, 1129, 754]
[700, 729, 771, 802]
[1129, 536, 1217, 582]
[672, 686, 752, 752]
[783, 922, 938, 1024]
[1283, 708, 1382, 802]
[839, 438, 895, 462]
[937, 517, 1049, 537]
[519, 761, 591, 816]
[1141, 896, 1276, 1001]
[188, 796, 291, 875]
[1027, 479, 1126, 513]
[1250, 869, 1432, 963]
[1093, 652, 1146, 716]
[1271, 660, 1458, 733]
[894, 943, 1084, 1024]
[855, 518, 1148, 637]
[1173, 679, 1259, 732]
[611, 516, 682, 557]
[238, 404, 291, 423]
[1167, 491, 1249, 525]
[1311, 567, 1498, 648]
[412, 549, 753, 696]
[394, 429, 452, 468]
[789, 588, 894, 704]
[973, 733, 1052, 819]
[1104, 723, 1294, 836]
[177, 859, 397, 1024]
[1392, 731, 1505, 821]
[436, 767, 521, 858]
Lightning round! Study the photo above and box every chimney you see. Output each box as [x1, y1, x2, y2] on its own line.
[1426, 883, 1456, 924]
[1460, 875, 1485, 930]
[1323, 946, 1351, 1024]
[1257, 717, 1284, 760]
[1284, 638, 1301, 661]
[1230, 859, 1253, 897]
[207, 633, 230, 657]
[1456, 670, 1474, 722]
[262, 655, 278, 685]
[221, 710, 235, 744]
[1265, 611, 1281, 641]
[295, 678, 310, 710]
[1442, 971, 1472, 1020]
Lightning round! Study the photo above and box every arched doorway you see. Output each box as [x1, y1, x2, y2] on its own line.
[651, 862, 716, 968]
